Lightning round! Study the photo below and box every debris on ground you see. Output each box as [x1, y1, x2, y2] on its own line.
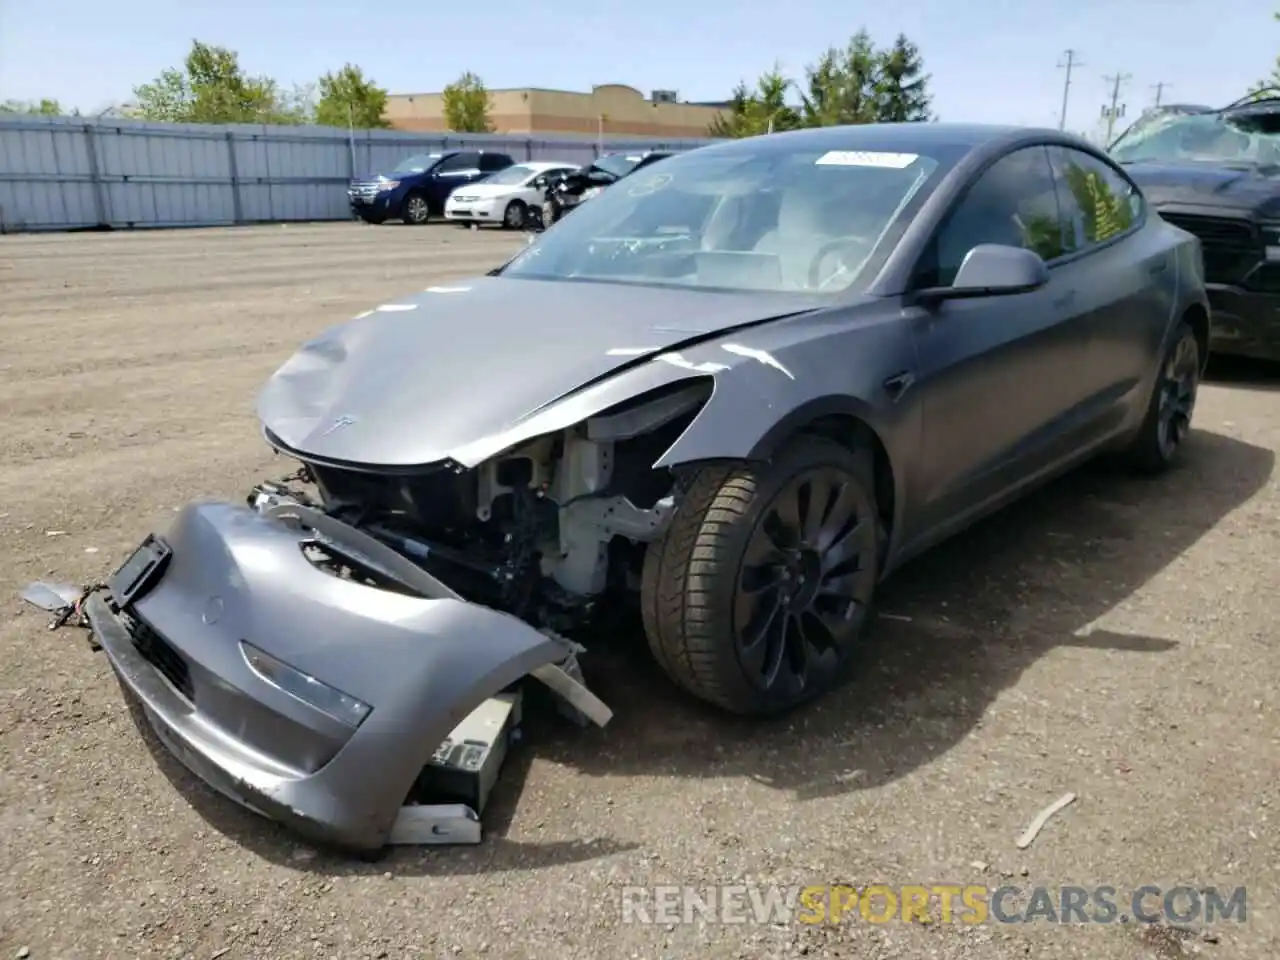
[1015, 792, 1077, 849]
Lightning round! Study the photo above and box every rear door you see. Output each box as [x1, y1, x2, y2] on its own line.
[905, 145, 1091, 541]
[1046, 146, 1174, 438]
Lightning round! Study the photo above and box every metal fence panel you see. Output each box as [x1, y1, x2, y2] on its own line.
[0, 114, 716, 233]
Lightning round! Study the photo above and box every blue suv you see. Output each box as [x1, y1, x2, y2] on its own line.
[348, 149, 517, 225]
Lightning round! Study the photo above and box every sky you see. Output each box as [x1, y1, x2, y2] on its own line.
[0, 0, 1276, 135]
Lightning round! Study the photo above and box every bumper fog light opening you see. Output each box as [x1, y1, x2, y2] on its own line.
[240, 640, 372, 728]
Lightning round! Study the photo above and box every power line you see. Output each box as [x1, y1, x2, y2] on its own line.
[1057, 49, 1083, 131]
[1101, 72, 1132, 144]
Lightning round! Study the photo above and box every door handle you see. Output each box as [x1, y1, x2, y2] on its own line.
[1052, 290, 1077, 308]
[1148, 259, 1169, 276]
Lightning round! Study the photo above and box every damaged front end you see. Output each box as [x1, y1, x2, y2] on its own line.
[46, 378, 715, 855]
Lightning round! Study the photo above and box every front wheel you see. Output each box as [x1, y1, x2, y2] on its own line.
[502, 200, 527, 230]
[1123, 319, 1201, 473]
[640, 436, 882, 715]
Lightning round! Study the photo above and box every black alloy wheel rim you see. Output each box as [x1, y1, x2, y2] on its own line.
[1156, 334, 1199, 459]
[734, 467, 878, 696]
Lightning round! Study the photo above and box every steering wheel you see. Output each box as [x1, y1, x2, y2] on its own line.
[808, 237, 872, 289]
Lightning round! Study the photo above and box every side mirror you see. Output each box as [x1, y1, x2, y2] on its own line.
[916, 244, 1049, 302]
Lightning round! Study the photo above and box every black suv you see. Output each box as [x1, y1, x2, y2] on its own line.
[1112, 95, 1280, 361]
[348, 149, 516, 225]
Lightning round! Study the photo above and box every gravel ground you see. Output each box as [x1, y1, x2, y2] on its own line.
[1, 222, 1278, 960]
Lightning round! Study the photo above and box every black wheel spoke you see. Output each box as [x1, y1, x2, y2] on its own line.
[739, 591, 785, 682]
[820, 525, 864, 580]
[784, 613, 811, 687]
[734, 459, 878, 698]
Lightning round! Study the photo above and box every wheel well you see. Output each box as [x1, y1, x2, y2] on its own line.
[799, 414, 896, 540]
[1184, 303, 1209, 366]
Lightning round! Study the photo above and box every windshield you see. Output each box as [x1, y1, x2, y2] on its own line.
[590, 154, 645, 179]
[393, 152, 442, 173]
[1110, 111, 1280, 166]
[478, 164, 539, 186]
[499, 143, 942, 294]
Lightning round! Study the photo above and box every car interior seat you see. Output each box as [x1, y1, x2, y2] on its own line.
[751, 182, 850, 288]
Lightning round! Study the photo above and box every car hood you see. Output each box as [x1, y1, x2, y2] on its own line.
[351, 170, 419, 184]
[257, 276, 821, 467]
[1124, 161, 1280, 217]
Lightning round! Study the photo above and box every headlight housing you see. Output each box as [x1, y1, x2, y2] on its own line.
[376, 180, 400, 192]
[1261, 222, 1280, 261]
[241, 640, 372, 728]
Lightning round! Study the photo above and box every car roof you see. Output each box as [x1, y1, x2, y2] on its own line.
[701, 122, 1095, 157]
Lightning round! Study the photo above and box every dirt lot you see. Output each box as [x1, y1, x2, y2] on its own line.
[1, 222, 1278, 960]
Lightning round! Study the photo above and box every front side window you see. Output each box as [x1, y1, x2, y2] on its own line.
[1049, 147, 1141, 250]
[436, 152, 479, 174]
[393, 152, 442, 173]
[918, 146, 1066, 288]
[499, 142, 945, 294]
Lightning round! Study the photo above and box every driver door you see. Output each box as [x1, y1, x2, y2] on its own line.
[903, 145, 1091, 542]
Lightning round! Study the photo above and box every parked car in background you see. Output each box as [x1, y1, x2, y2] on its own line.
[542, 150, 674, 226]
[348, 150, 517, 225]
[444, 161, 579, 229]
[1111, 93, 1280, 361]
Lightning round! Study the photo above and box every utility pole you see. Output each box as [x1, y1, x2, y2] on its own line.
[1057, 49, 1082, 131]
[1151, 81, 1170, 110]
[1101, 72, 1131, 144]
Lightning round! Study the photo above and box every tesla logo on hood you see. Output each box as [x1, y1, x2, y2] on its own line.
[318, 415, 357, 438]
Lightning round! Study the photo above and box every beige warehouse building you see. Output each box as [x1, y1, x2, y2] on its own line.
[384, 83, 729, 139]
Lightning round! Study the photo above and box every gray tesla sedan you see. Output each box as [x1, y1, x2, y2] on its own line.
[82, 122, 1208, 853]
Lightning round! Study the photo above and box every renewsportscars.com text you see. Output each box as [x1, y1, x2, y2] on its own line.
[620, 884, 1248, 926]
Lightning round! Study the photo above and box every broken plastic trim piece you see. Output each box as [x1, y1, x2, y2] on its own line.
[530, 663, 612, 727]
[388, 804, 482, 845]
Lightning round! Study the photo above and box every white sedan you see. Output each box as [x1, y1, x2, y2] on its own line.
[443, 161, 579, 229]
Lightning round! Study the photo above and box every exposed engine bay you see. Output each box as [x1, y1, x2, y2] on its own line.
[255, 379, 711, 636]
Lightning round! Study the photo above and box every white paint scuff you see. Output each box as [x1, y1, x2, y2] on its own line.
[720, 343, 794, 379]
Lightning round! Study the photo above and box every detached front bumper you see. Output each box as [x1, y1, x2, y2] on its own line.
[1206, 283, 1280, 361]
[91, 500, 602, 853]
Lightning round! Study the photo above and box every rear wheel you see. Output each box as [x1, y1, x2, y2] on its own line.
[641, 436, 882, 715]
[1124, 320, 1201, 473]
[400, 192, 431, 225]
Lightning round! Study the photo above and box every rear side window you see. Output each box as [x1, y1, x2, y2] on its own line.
[480, 153, 513, 172]
[916, 145, 1067, 287]
[437, 152, 480, 174]
[1048, 147, 1143, 251]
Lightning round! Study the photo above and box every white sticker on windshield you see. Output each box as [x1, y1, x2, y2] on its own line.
[815, 150, 918, 168]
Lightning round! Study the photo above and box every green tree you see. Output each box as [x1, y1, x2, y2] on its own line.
[314, 64, 390, 129]
[708, 68, 800, 138]
[130, 40, 302, 124]
[0, 98, 65, 115]
[874, 34, 932, 122]
[801, 31, 882, 127]
[441, 71, 493, 132]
